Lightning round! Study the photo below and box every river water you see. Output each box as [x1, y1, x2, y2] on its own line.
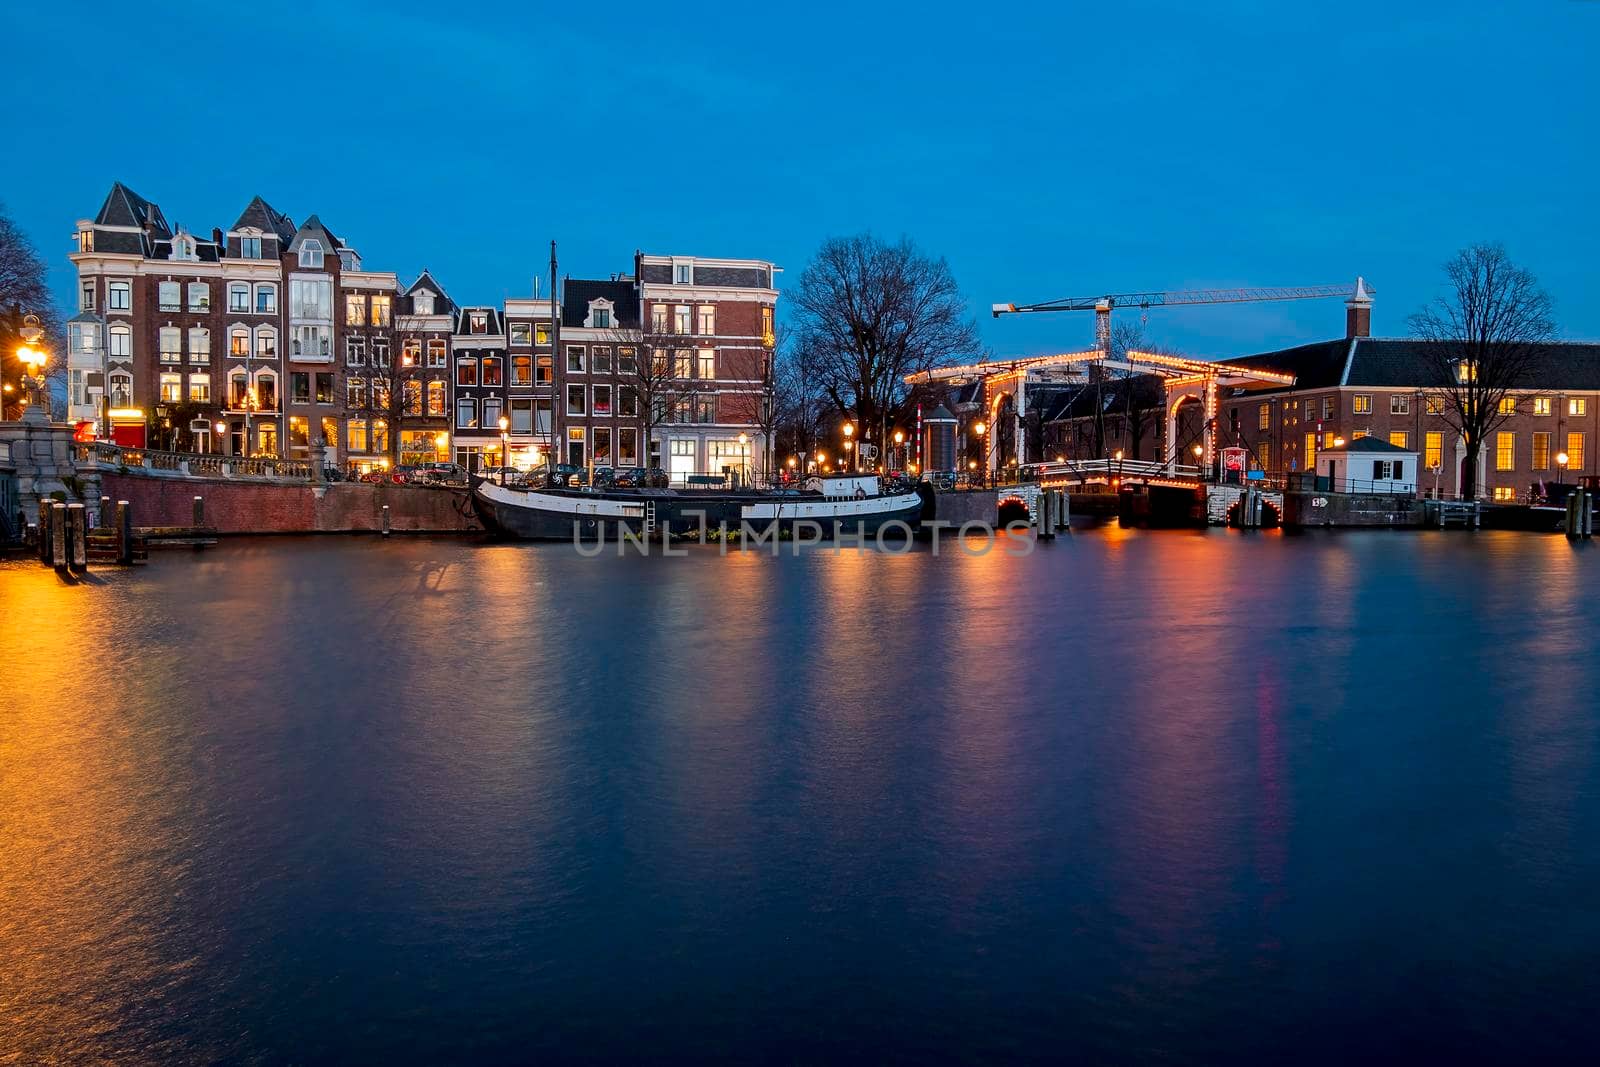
[3, 529, 1600, 1063]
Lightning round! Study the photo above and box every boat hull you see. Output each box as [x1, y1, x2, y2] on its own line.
[473, 481, 927, 542]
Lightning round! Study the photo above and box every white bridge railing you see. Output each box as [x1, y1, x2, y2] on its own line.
[1025, 458, 1206, 481]
[76, 441, 312, 481]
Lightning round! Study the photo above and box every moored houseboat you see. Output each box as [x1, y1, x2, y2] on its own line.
[473, 473, 929, 542]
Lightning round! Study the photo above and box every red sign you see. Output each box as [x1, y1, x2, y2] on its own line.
[73, 421, 95, 442]
[1222, 446, 1248, 472]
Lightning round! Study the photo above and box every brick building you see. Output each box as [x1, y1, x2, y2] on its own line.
[450, 306, 508, 471]
[557, 277, 641, 470]
[502, 294, 556, 468]
[634, 252, 778, 482]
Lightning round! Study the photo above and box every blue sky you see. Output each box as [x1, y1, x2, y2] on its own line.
[10, 1, 1596, 359]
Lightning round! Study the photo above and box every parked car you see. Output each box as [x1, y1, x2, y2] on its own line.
[545, 464, 585, 488]
[646, 466, 670, 488]
[611, 466, 649, 489]
[414, 462, 468, 486]
[478, 465, 523, 485]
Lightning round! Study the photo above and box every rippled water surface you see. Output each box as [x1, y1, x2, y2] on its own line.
[4, 529, 1600, 1063]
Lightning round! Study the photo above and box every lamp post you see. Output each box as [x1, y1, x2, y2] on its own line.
[843, 421, 855, 472]
[214, 420, 227, 455]
[15, 314, 49, 425]
[498, 415, 510, 480]
[436, 431, 450, 466]
[1557, 451, 1569, 487]
[973, 420, 988, 485]
[893, 429, 904, 472]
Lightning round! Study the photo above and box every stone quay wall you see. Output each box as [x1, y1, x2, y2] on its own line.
[1281, 489, 1424, 528]
[96, 472, 482, 534]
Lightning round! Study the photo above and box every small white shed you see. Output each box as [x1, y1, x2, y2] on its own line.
[1316, 436, 1418, 494]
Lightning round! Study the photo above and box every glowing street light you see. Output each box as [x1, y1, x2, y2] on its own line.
[1557, 451, 1570, 486]
[14, 314, 49, 422]
[1333, 436, 1346, 448]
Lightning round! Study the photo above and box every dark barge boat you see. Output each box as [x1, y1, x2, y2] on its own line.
[473, 473, 930, 542]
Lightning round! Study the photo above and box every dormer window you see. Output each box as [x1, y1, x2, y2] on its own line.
[299, 239, 324, 269]
[470, 311, 488, 334]
[587, 300, 614, 329]
[675, 263, 691, 284]
[339, 250, 360, 271]
[173, 235, 195, 261]
[414, 290, 435, 315]
[77, 228, 94, 252]
[240, 236, 262, 259]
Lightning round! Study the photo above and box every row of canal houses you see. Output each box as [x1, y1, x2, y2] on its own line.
[66, 183, 778, 480]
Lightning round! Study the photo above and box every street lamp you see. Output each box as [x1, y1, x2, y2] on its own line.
[1557, 451, 1570, 486]
[893, 429, 904, 472]
[15, 314, 48, 423]
[1333, 436, 1346, 448]
[214, 420, 227, 455]
[498, 415, 510, 477]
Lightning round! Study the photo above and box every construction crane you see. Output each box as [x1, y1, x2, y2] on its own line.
[993, 279, 1372, 353]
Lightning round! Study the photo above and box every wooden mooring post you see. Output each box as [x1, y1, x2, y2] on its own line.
[193, 495, 205, 528]
[1566, 487, 1594, 539]
[117, 500, 134, 565]
[100, 495, 112, 528]
[50, 501, 67, 569]
[66, 503, 87, 571]
[381, 504, 391, 537]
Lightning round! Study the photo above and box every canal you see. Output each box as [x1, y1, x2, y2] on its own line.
[3, 530, 1599, 1062]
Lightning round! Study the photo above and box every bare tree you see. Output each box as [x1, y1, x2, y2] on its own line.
[602, 320, 697, 475]
[1, 203, 63, 420]
[1410, 242, 1555, 500]
[790, 234, 978, 455]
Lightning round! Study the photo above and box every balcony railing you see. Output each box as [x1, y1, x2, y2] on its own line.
[76, 441, 310, 481]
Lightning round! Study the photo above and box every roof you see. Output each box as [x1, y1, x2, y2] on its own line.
[403, 270, 456, 316]
[560, 278, 640, 328]
[289, 214, 343, 255]
[925, 404, 956, 422]
[93, 182, 169, 237]
[1218, 336, 1600, 394]
[454, 306, 504, 334]
[1216, 338, 1351, 393]
[1326, 436, 1413, 454]
[230, 195, 296, 241]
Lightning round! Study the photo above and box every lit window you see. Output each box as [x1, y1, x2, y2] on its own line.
[230, 327, 249, 357]
[1390, 394, 1409, 415]
[674, 306, 692, 334]
[1455, 360, 1477, 383]
[371, 295, 391, 327]
[697, 305, 715, 334]
[345, 293, 365, 323]
[427, 381, 445, 416]
[457, 359, 478, 387]
[536, 322, 551, 345]
[1570, 398, 1587, 417]
[761, 306, 774, 339]
[511, 354, 532, 387]
[652, 305, 669, 333]
[482, 357, 503, 387]
[1568, 432, 1586, 471]
[618, 347, 637, 374]
[348, 377, 367, 409]
[536, 354, 553, 385]
[348, 419, 368, 453]
[255, 327, 276, 359]
[1426, 395, 1444, 415]
[1388, 431, 1408, 450]
[1532, 397, 1551, 416]
[1304, 433, 1317, 468]
[698, 349, 715, 379]
[1498, 397, 1517, 416]
[159, 327, 182, 363]
[188, 374, 210, 404]
[1257, 404, 1270, 431]
[1493, 487, 1516, 502]
[1353, 394, 1371, 414]
[1533, 431, 1550, 470]
[77, 228, 93, 252]
[594, 385, 612, 415]
[427, 340, 447, 367]
[1496, 431, 1514, 471]
[674, 350, 693, 378]
[401, 339, 421, 366]
[404, 380, 422, 415]
[159, 373, 182, 403]
[1425, 432, 1442, 471]
[1322, 397, 1334, 421]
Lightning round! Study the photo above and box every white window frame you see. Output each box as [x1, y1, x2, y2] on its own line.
[108, 279, 132, 313]
[299, 239, 324, 269]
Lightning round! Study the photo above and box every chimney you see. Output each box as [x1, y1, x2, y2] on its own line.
[1345, 276, 1373, 338]
[212, 227, 223, 246]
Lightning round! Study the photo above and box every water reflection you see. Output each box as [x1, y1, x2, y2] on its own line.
[3, 529, 1600, 1062]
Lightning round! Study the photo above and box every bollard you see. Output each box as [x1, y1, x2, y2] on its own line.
[1038, 491, 1055, 541]
[117, 500, 133, 565]
[193, 495, 205, 528]
[67, 503, 88, 572]
[100, 495, 112, 528]
[39, 503, 53, 563]
[381, 504, 391, 537]
[51, 502, 68, 570]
